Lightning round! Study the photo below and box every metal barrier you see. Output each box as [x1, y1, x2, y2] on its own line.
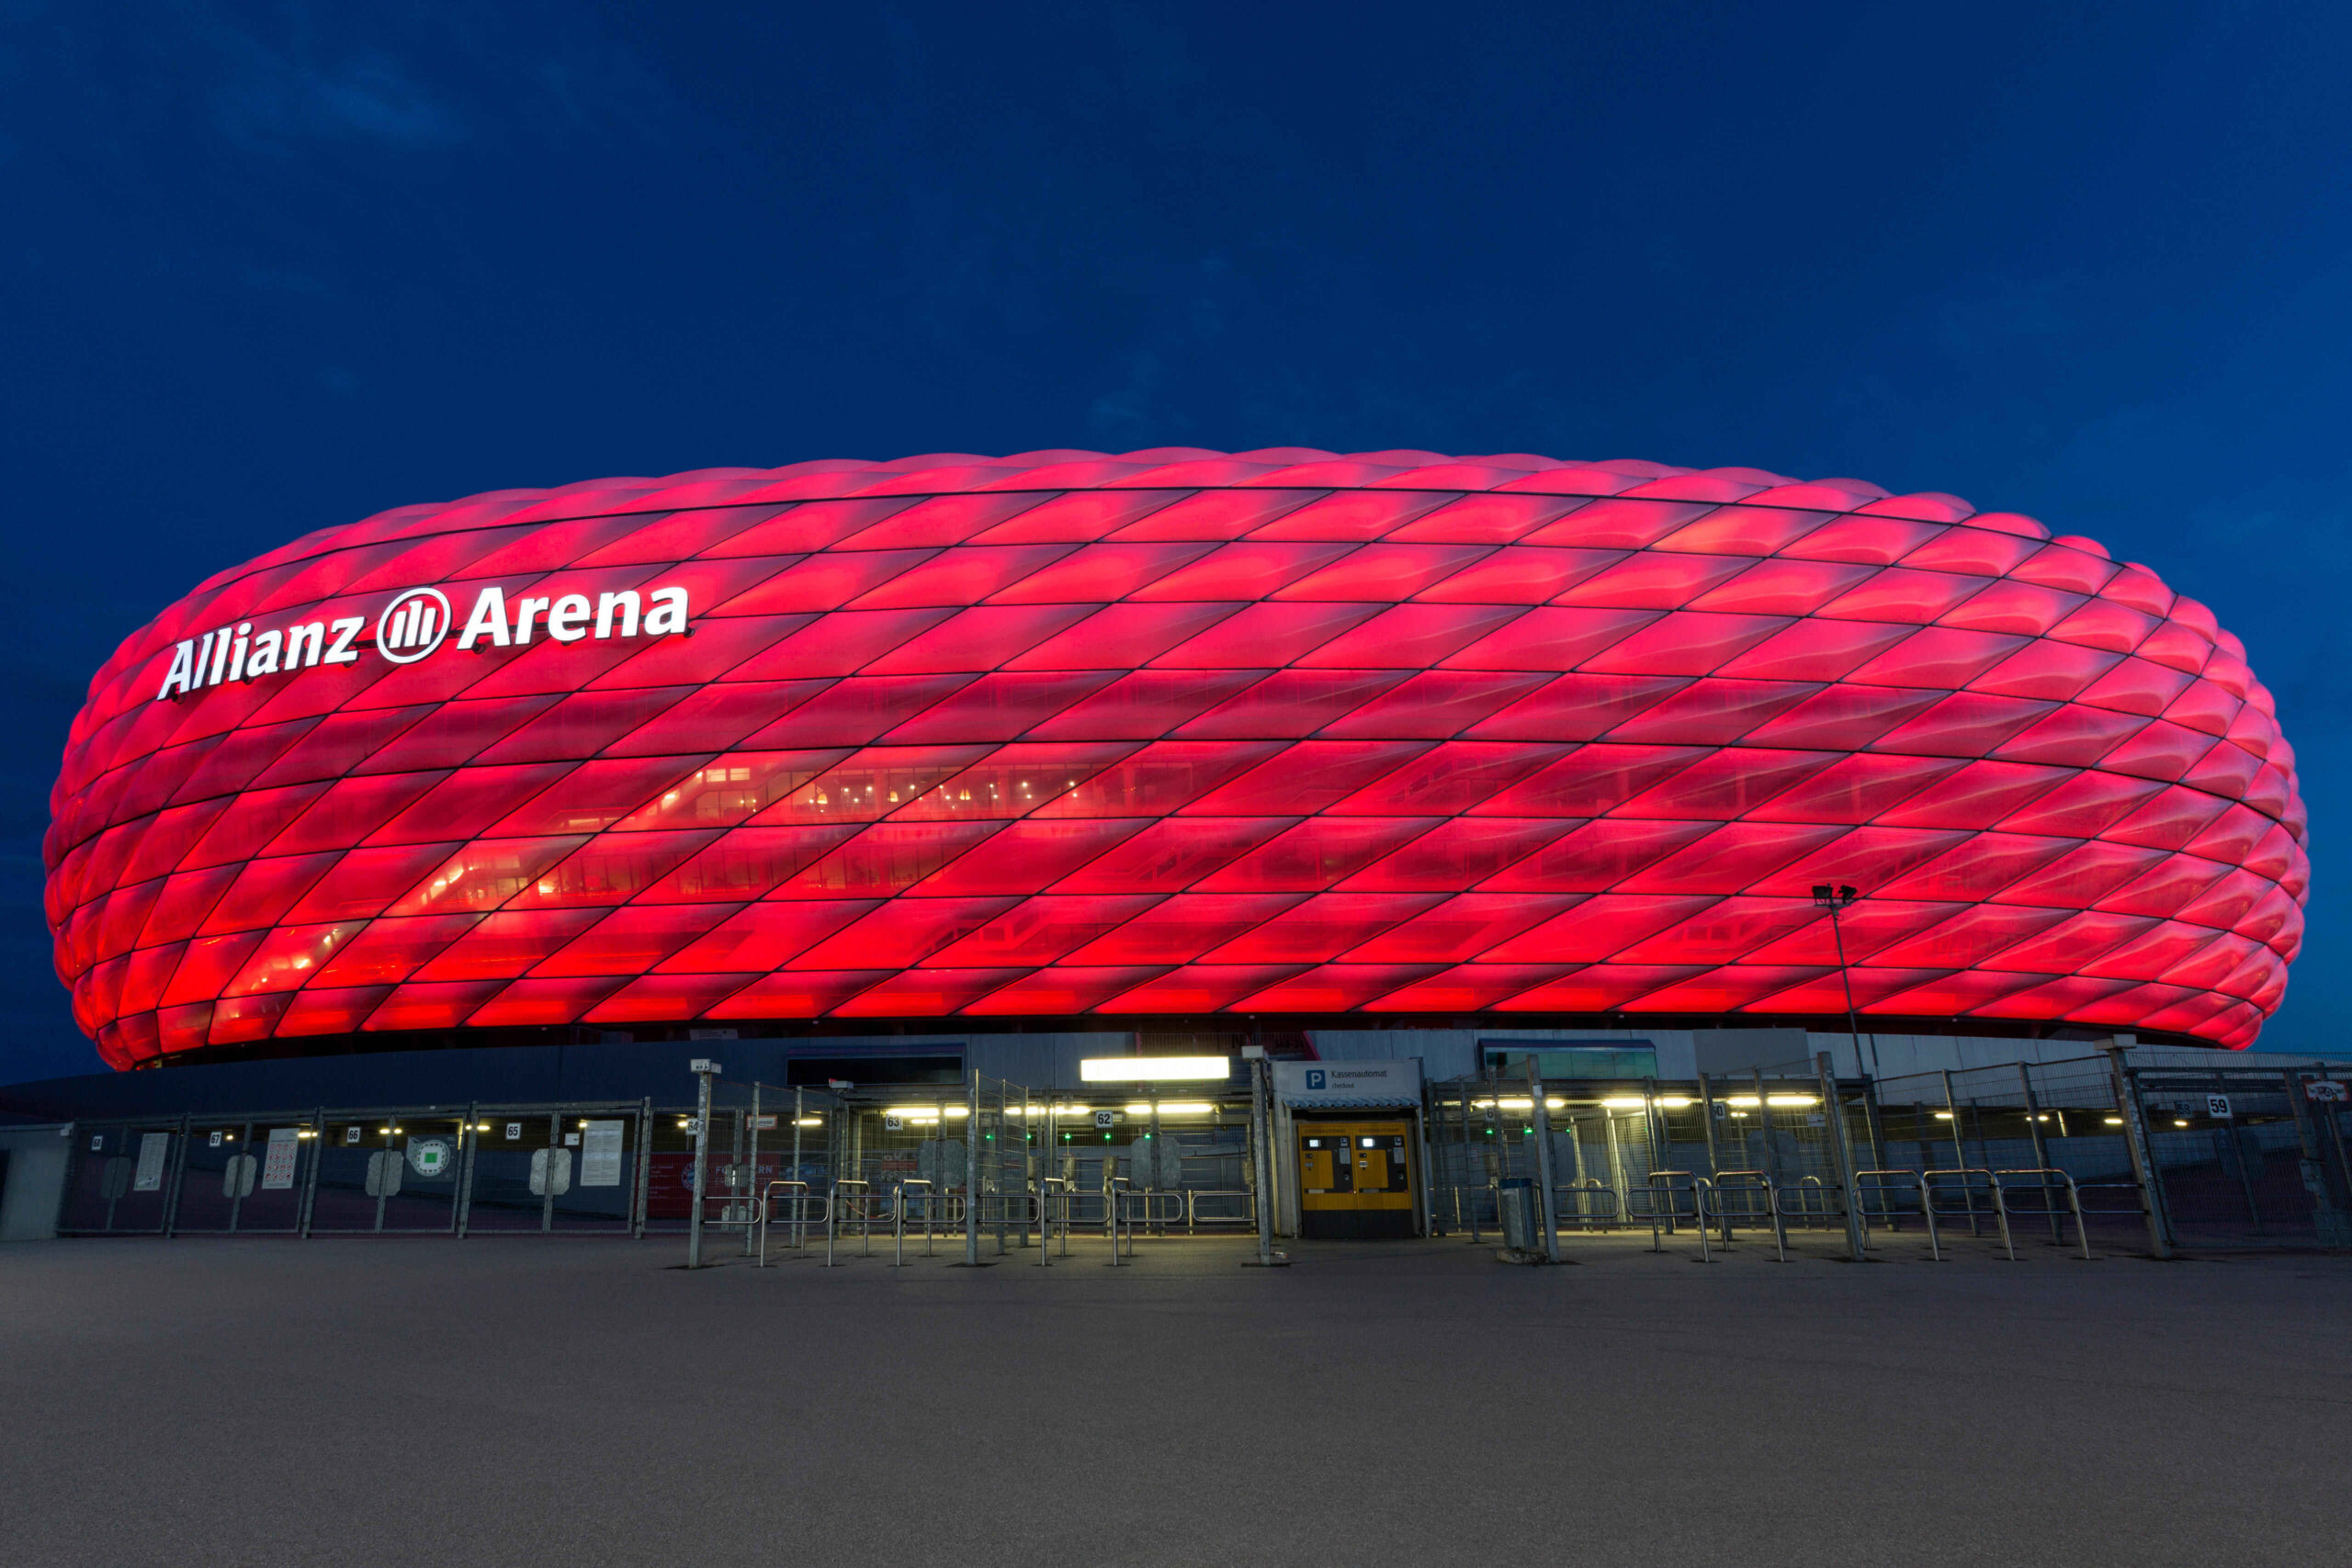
[1119, 1190, 1185, 1249]
[1104, 1176, 1133, 1266]
[1133, 1191, 1186, 1224]
[1182, 1190, 1256, 1231]
[1921, 1168, 2010, 1261]
[1710, 1170, 1785, 1260]
[1035, 1178, 1072, 1265]
[695, 1192, 758, 1231]
[1786, 1175, 1837, 1230]
[1990, 1168, 2093, 1261]
[892, 1179, 936, 1266]
[963, 1190, 1021, 1235]
[1555, 1179, 1620, 1232]
[2075, 1180, 2153, 1218]
[756, 1182, 830, 1266]
[1443, 1183, 1495, 1244]
[1640, 1171, 1713, 1260]
[824, 1179, 873, 1268]
[1853, 1168, 1927, 1252]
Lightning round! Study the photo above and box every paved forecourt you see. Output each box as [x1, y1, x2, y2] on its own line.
[1, 1235, 2346, 1567]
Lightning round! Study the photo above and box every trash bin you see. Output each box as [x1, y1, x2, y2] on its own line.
[1498, 1176, 1538, 1252]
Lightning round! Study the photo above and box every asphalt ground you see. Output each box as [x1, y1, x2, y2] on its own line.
[1, 1227, 2346, 1567]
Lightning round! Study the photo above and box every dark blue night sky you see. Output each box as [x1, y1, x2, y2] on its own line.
[5, 3, 2347, 1079]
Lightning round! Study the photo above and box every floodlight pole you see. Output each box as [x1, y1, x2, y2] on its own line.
[964, 1070, 981, 1266]
[1244, 1048, 1287, 1267]
[1813, 885, 1876, 1080]
[687, 1059, 719, 1269]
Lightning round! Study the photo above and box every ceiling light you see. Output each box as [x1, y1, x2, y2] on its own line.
[1080, 1055, 1230, 1082]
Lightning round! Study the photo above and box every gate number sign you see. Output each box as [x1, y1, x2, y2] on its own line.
[2206, 1094, 2233, 1120]
[1094, 1111, 1115, 1128]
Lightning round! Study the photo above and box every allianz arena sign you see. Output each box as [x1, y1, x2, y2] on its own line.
[155, 582, 695, 696]
[46, 449, 2308, 1067]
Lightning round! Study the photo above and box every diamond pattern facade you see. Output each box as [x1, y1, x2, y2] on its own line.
[45, 450, 2306, 1067]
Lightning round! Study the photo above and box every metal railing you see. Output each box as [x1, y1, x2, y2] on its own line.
[1104, 1176, 1133, 1266]
[1641, 1171, 1713, 1260]
[2075, 1180, 2154, 1218]
[1784, 1175, 1837, 1230]
[1442, 1182, 1495, 1244]
[1035, 1178, 1073, 1264]
[1556, 1179, 1620, 1232]
[695, 1192, 760, 1233]
[1992, 1168, 2093, 1261]
[892, 1179, 936, 1266]
[824, 1179, 873, 1267]
[1920, 1168, 2009, 1261]
[756, 1181, 825, 1266]
[1709, 1170, 1786, 1260]
[1853, 1168, 1927, 1250]
[1182, 1190, 1257, 1231]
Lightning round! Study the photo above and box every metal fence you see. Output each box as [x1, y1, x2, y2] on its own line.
[47, 1056, 2352, 1261]
[61, 1102, 662, 1238]
[2126, 1063, 2351, 1250]
[1426, 1053, 2352, 1260]
[695, 1080, 842, 1259]
[1427, 1068, 1851, 1246]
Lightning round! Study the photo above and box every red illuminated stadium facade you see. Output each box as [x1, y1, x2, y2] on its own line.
[44, 450, 2306, 1070]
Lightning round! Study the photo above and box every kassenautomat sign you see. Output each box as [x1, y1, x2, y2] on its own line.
[155, 581, 693, 700]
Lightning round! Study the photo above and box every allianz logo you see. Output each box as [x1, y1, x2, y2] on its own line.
[156, 582, 693, 701]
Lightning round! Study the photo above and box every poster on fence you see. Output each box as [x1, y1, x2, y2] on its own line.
[133, 1132, 170, 1191]
[260, 1127, 300, 1190]
[580, 1121, 625, 1188]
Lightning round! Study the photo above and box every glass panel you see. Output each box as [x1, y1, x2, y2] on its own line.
[464, 1113, 556, 1232]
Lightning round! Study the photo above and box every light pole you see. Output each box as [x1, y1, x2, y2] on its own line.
[1811, 885, 1877, 1080]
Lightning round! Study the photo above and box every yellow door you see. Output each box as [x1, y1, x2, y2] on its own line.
[1296, 1121, 1414, 1237]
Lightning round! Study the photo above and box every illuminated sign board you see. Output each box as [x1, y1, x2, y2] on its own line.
[154, 583, 692, 700]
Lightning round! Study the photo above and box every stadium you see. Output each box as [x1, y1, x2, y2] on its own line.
[46, 448, 2305, 1066]
[13, 446, 2335, 1254]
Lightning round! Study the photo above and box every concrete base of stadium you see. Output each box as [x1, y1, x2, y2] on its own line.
[2, 1235, 2345, 1567]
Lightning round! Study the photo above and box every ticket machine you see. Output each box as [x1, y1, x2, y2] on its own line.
[1296, 1121, 1416, 1239]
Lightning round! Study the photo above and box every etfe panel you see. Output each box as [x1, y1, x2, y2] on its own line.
[1297, 1121, 1415, 1239]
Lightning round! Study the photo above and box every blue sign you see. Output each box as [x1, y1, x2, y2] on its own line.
[1306, 1070, 1327, 1090]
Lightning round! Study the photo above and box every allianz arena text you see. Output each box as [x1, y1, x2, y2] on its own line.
[45, 450, 2307, 1068]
